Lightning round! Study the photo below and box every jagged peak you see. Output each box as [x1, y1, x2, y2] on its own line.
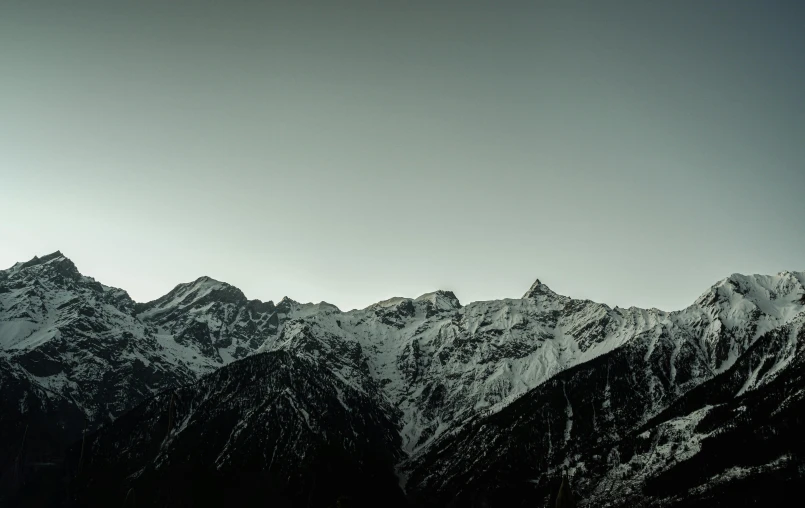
[17, 250, 70, 268]
[138, 275, 248, 313]
[9, 250, 80, 280]
[720, 270, 804, 287]
[272, 298, 340, 319]
[246, 297, 275, 312]
[189, 275, 225, 287]
[522, 278, 562, 300]
[183, 276, 245, 299]
[164, 275, 235, 297]
[414, 290, 461, 310]
[694, 270, 805, 310]
[368, 296, 411, 310]
[314, 301, 341, 312]
[275, 296, 299, 313]
[166, 276, 248, 299]
[277, 296, 299, 306]
[38, 250, 66, 262]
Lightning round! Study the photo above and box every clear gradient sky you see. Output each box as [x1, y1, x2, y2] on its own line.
[1, 0, 804, 311]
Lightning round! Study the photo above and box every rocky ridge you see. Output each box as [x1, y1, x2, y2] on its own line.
[2, 252, 804, 506]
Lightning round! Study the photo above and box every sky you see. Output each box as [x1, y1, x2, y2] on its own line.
[1, 0, 804, 311]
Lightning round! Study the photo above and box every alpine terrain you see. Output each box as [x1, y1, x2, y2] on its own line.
[1, 251, 803, 506]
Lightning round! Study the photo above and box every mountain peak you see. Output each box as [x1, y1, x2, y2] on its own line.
[275, 296, 299, 313]
[167, 275, 235, 298]
[19, 250, 69, 268]
[41, 250, 65, 261]
[415, 290, 461, 310]
[13, 250, 80, 280]
[522, 278, 560, 300]
[189, 275, 223, 286]
[136, 276, 248, 316]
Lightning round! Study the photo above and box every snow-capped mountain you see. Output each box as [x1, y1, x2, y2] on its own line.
[258, 282, 639, 455]
[2, 251, 804, 506]
[0, 252, 198, 450]
[134, 276, 279, 370]
[257, 272, 805, 460]
[0, 253, 308, 474]
[401, 271, 805, 506]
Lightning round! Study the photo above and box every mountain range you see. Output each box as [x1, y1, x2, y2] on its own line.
[1, 251, 803, 507]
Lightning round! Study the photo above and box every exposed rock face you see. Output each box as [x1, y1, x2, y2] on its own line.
[2, 252, 804, 507]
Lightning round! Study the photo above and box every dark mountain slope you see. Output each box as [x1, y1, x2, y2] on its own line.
[71, 350, 406, 508]
[403, 314, 805, 507]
